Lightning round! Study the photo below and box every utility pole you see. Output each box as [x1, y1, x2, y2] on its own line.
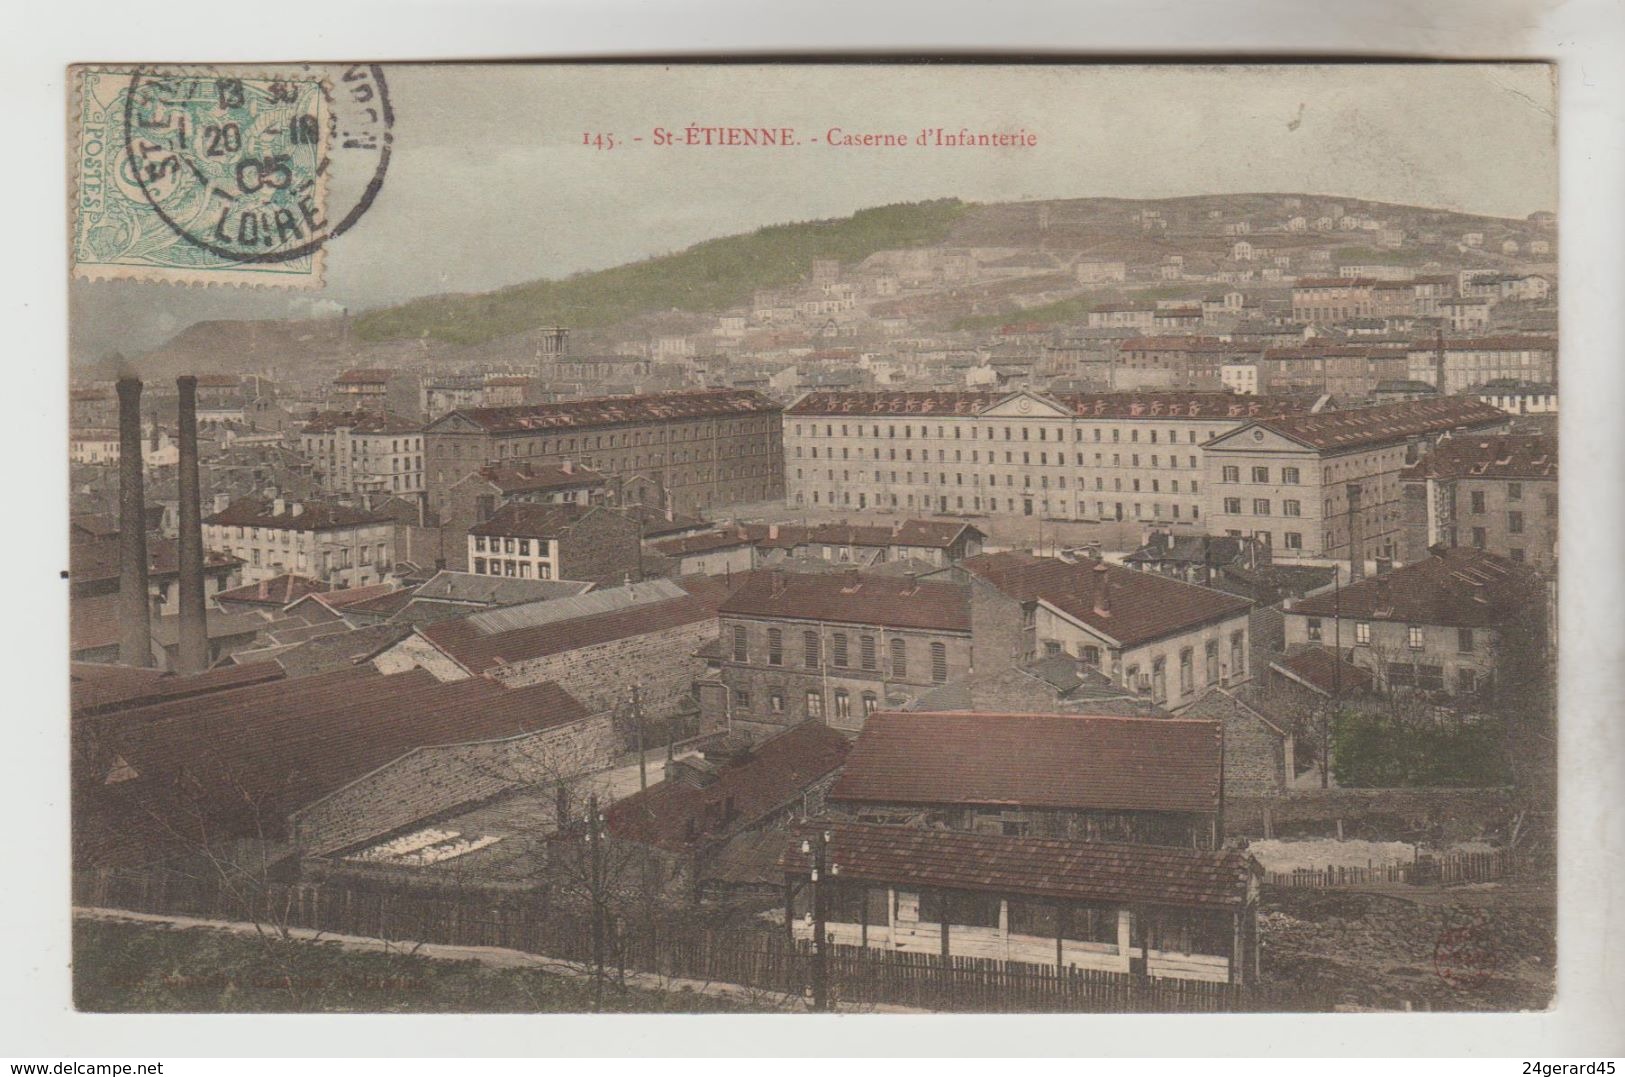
[801, 829, 834, 1012]
[632, 685, 646, 791]
[1326, 572, 1341, 789]
[587, 793, 606, 1013]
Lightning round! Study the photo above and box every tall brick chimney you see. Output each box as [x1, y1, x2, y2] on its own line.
[116, 377, 153, 666]
[176, 376, 209, 674]
[1091, 561, 1112, 618]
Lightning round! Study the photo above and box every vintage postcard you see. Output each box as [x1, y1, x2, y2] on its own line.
[65, 62, 1559, 1016]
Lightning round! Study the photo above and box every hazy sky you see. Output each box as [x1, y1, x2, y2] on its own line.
[71, 62, 1556, 359]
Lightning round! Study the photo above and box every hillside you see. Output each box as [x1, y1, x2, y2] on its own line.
[353, 199, 972, 346]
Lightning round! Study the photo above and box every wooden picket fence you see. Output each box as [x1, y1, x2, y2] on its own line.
[1266, 848, 1509, 889]
[72, 867, 1298, 1012]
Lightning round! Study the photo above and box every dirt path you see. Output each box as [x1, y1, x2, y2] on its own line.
[74, 906, 929, 1014]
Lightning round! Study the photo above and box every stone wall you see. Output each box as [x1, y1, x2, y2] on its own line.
[487, 618, 717, 719]
[557, 508, 644, 587]
[292, 711, 617, 856]
[1227, 786, 1519, 842]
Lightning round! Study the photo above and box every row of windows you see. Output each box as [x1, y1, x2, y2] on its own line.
[447, 420, 776, 455]
[307, 436, 424, 452]
[472, 535, 548, 557]
[733, 686, 877, 721]
[800, 446, 1202, 470]
[1116, 633, 1245, 704]
[1307, 619, 1476, 653]
[472, 557, 553, 579]
[1220, 465, 1301, 484]
[796, 489, 1201, 521]
[793, 423, 1215, 444]
[1220, 497, 1303, 516]
[1467, 488, 1554, 518]
[731, 626, 949, 683]
[797, 468, 1198, 495]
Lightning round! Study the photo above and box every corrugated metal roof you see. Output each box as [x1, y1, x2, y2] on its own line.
[466, 577, 685, 636]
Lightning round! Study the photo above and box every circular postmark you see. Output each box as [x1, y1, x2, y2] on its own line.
[1432, 908, 1497, 988]
[119, 64, 392, 265]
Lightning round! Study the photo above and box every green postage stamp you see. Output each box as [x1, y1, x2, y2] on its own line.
[72, 68, 334, 286]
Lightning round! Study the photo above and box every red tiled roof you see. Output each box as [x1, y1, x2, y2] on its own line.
[215, 574, 331, 607]
[1269, 647, 1373, 697]
[787, 390, 1316, 421]
[333, 369, 395, 384]
[1289, 548, 1544, 627]
[1236, 398, 1508, 452]
[650, 529, 756, 557]
[474, 461, 605, 494]
[203, 497, 391, 530]
[961, 552, 1249, 648]
[70, 537, 241, 585]
[419, 592, 724, 674]
[315, 582, 409, 611]
[831, 711, 1221, 814]
[1401, 434, 1557, 482]
[300, 410, 421, 435]
[605, 722, 852, 853]
[889, 520, 982, 548]
[1117, 337, 1241, 352]
[437, 389, 781, 434]
[1293, 278, 1378, 288]
[1405, 336, 1557, 352]
[93, 666, 589, 837]
[776, 821, 1256, 909]
[718, 570, 971, 633]
[467, 502, 589, 540]
[70, 660, 286, 717]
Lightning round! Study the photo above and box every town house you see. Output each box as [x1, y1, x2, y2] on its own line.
[1281, 547, 1547, 697]
[1201, 398, 1510, 563]
[702, 568, 1021, 740]
[953, 551, 1254, 709]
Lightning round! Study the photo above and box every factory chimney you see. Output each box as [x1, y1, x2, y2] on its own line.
[176, 376, 209, 673]
[116, 377, 153, 666]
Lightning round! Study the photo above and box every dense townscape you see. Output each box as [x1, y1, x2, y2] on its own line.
[69, 193, 1557, 1012]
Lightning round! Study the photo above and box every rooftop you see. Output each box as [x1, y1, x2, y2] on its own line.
[87, 666, 590, 841]
[1268, 646, 1375, 697]
[961, 552, 1250, 648]
[300, 410, 421, 435]
[776, 821, 1257, 909]
[204, 497, 391, 531]
[213, 573, 331, 607]
[70, 660, 285, 718]
[604, 722, 852, 853]
[469, 460, 605, 494]
[468, 502, 593, 540]
[1230, 398, 1508, 453]
[1289, 547, 1545, 627]
[408, 571, 594, 607]
[718, 570, 972, 633]
[1401, 434, 1557, 482]
[418, 576, 732, 674]
[787, 390, 1317, 421]
[432, 389, 781, 434]
[70, 537, 241, 586]
[830, 710, 1221, 814]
